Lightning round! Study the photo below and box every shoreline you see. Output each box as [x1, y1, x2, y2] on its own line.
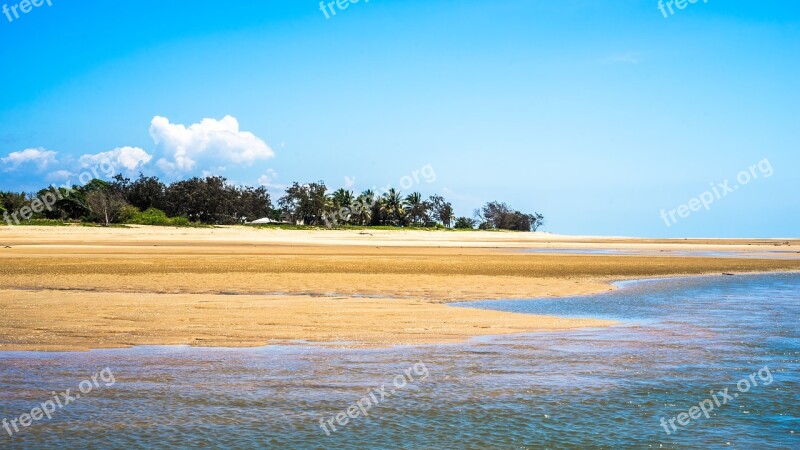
[1, 226, 799, 352]
[1, 271, 796, 354]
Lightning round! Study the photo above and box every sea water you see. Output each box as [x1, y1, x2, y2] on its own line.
[0, 273, 797, 449]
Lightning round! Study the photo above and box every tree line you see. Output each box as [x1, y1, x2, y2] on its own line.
[1, 174, 544, 231]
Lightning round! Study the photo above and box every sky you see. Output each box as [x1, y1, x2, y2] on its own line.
[0, 0, 798, 237]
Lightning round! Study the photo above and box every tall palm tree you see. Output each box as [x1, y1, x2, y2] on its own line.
[381, 188, 405, 226]
[353, 190, 374, 226]
[326, 188, 354, 225]
[404, 192, 428, 225]
[331, 188, 354, 209]
[439, 202, 454, 228]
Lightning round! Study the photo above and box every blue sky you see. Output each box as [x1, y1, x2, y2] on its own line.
[0, 0, 798, 237]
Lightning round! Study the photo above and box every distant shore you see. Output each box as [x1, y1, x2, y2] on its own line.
[0, 226, 798, 351]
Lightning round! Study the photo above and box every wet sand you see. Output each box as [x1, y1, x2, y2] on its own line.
[0, 226, 798, 351]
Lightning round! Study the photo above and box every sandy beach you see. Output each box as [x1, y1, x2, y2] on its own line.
[0, 226, 798, 351]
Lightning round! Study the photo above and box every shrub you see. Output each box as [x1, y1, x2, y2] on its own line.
[120, 207, 199, 227]
[126, 208, 172, 226]
[118, 205, 141, 223]
[454, 217, 476, 229]
[169, 217, 191, 227]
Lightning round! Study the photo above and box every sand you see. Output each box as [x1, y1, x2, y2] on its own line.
[0, 226, 798, 351]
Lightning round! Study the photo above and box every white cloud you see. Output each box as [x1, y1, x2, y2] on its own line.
[442, 187, 480, 204]
[344, 176, 356, 188]
[257, 169, 285, 190]
[1, 148, 58, 171]
[79, 146, 152, 172]
[201, 168, 227, 178]
[257, 169, 277, 186]
[156, 158, 177, 175]
[150, 115, 274, 175]
[46, 170, 74, 181]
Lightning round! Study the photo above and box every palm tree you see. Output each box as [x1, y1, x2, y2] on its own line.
[381, 188, 405, 226]
[404, 192, 428, 225]
[353, 190, 374, 226]
[328, 188, 354, 225]
[428, 194, 453, 227]
[439, 202, 454, 228]
[331, 188, 354, 209]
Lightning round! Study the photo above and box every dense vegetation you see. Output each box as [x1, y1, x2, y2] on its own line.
[1, 174, 544, 231]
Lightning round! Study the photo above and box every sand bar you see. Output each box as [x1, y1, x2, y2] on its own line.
[0, 226, 798, 351]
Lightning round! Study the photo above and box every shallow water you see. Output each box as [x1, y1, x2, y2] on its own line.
[522, 248, 800, 259]
[1, 273, 798, 449]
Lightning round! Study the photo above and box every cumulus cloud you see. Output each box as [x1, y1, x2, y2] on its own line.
[79, 146, 152, 172]
[257, 169, 277, 186]
[1, 115, 273, 184]
[46, 170, 74, 181]
[1, 148, 58, 171]
[150, 115, 274, 175]
[257, 169, 286, 190]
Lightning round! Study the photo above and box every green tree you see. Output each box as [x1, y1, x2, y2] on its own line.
[404, 192, 429, 225]
[428, 195, 454, 228]
[328, 188, 355, 225]
[381, 188, 406, 226]
[164, 176, 253, 224]
[439, 203, 454, 228]
[352, 190, 375, 226]
[119, 174, 167, 212]
[56, 187, 89, 220]
[454, 217, 476, 229]
[236, 186, 272, 223]
[278, 182, 328, 225]
[475, 201, 544, 231]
